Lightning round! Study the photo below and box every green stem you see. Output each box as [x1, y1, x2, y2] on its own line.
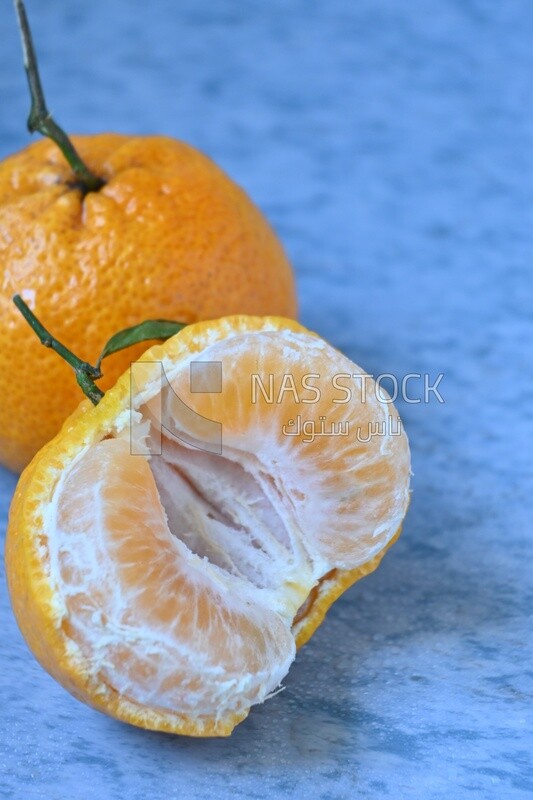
[13, 295, 104, 405]
[14, 0, 105, 193]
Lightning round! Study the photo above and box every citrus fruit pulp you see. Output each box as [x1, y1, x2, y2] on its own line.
[6, 315, 410, 736]
[0, 134, 296, 472]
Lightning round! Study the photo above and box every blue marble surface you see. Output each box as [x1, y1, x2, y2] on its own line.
[1, 1, 532, 798]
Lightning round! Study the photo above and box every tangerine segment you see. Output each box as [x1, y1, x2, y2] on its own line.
[6, 315, 411, 736]
[52, 438, 295, 721]
[147, 327, 410, 569]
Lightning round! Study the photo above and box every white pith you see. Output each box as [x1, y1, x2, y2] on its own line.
[148, 438, 317, 610]
[43, 325, 411, 723]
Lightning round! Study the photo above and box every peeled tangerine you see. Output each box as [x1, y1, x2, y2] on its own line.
[6, 316, 410, 736]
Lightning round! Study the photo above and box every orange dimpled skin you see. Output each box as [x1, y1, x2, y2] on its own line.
[0, 134, 297, 471]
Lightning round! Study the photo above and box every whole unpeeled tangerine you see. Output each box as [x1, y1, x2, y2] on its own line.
[0, 134, 296, 471]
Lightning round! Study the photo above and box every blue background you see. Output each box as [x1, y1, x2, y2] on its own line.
[0, 1, 531, 798]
